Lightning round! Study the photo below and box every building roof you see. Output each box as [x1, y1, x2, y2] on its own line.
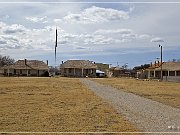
[155, 62, 180, 71]
[60, 60, 97, 69]
[110, 66, 124, 71]
[2, 60, 48, 70]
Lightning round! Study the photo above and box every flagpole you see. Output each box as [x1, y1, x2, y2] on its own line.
[55, 27, 57, 64]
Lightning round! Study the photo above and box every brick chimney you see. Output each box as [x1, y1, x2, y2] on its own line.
[24, 59, 27, 65]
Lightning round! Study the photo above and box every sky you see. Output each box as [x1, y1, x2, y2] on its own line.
[0, 0, 180, 68]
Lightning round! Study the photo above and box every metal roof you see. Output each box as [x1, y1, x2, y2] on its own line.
[1, 60, 48, 70]
[60, 60, 97, 69]
[155, 62, 180, 71]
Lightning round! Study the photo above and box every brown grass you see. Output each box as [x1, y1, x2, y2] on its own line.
[0, 77, 138, 132]
[92, 78, 180, 108]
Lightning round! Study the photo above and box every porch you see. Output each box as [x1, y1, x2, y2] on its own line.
[61, 68, 96, 77]
[148, 70, 180, 79]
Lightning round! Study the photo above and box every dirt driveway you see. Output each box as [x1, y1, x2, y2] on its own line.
[80, 79, 180, 133]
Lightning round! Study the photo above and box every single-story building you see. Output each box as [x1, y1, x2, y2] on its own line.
[60, 60, 97, 77]
[107, 66, 133, 77]
[137, 62, 180, 82]
[137, 61, 162, 79]
[0, 59, 49, 77]
[108, 66, 124, 77]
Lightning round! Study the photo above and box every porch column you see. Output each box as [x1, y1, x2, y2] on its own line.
[67, 69, 69, 76]
[154, 70, 156, 78]
[148, 70, 150, 78]
[168, 70, 169, 76]
[175, 71, 177, 76]
[82, 68, 84, 77]
[27, 70, 28, 76]
[74, 68, 75, 77]
[8, 68, 9, 77]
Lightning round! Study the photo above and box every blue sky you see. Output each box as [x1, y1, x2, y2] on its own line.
[0, 0, 180, 68]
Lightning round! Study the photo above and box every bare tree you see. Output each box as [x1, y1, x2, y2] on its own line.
[0, 55, 15, 67]
[122, 63, 128, 69]
[168, 58, 180, 62]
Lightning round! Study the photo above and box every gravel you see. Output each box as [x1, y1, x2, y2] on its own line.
[80, 78, 180, 133]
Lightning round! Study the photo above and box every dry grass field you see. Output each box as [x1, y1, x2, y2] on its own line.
[0, 77, 138, 132]
[92, 78, 180, 108]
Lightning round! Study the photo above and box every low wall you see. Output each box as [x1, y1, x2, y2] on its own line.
[163, 76, 180, 82]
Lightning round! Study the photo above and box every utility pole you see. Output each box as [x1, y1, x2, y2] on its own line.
[159, 45, 163, 81]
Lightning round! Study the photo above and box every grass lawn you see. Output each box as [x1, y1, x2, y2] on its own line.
[0, 77, 138, 132]
[92, 78, 180, 108]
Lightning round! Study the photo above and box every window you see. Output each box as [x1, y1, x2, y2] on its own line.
[176, 71, 180, 76]
[169, 71, 175, 76]
[14, 69, 16, 74]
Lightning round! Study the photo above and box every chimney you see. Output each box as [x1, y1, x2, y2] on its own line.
[150, 62, 152, 67]
[62, 61, 64, 64]
[155, 61, 156, 67]
[47, 60, 48, 65]
[25, 59, 27, 65]
[158, 61, 160, 66]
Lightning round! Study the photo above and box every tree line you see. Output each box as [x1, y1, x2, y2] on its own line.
[133, 64, 150, 71]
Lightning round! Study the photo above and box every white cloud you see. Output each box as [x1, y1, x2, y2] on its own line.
[61, 33, 78, 39]
[151, 37, 164, 42]
[0, 35, 21, 49]
[138, 34, 150, 39]
[0, 22, 6, 29]
[63, 6, 129, 24]
[75, 46, 89, 50]
[95, 29, 132, 34]
[25, 16, 48, 23]
[0, 37, 7, 45]
[58, 40, 68, 45]
[122, 34, 137, 39]
[0, 22, 55, 51]
[94, 29, 151, 43]
[54, 19, 62, 23]
[2, 24, 27, 34]
[83, 34, 115, 45]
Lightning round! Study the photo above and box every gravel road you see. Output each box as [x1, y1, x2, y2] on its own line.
[80, 79, 180, 133]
